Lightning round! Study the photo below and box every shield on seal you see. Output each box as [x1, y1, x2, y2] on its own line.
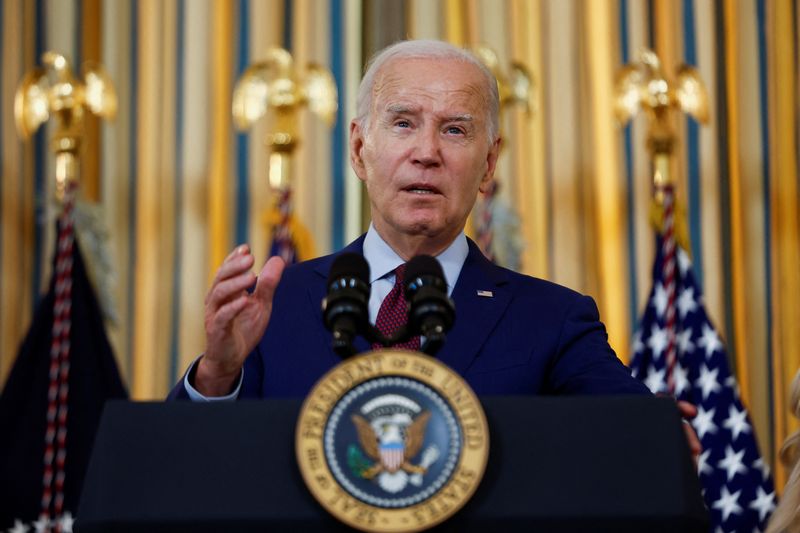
[379, 440, 404, 472]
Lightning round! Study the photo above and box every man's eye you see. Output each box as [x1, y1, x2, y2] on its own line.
[445, 126, 465, 135]
[395, 120, 410, 128]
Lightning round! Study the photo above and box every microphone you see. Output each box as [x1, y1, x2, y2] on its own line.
[322, 253, 370, 358]
[404, 255, 455, 356]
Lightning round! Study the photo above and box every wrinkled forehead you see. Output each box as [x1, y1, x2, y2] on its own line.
[370, 58, 490, 115]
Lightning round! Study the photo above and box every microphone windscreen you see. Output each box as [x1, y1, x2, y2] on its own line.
[405, 255, 445, 287]
[328, 252, 370, 285]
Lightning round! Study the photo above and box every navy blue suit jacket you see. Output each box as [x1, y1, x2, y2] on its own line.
[170, 236, 649, 399]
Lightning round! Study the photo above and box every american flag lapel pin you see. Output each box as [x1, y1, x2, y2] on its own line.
[476, 290, 493, 298]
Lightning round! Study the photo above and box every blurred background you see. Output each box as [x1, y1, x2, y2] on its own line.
[1, 0, 798, 489]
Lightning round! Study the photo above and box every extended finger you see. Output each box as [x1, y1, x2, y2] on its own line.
[677, 400, 698, 419]
[682, 421, 702, 463]
[215, 250, 254, 281]
[254, 256, 286, 305]
[225, 244, 249, 262]
[207, 270, 257, 311]
[212, 293, 250, 328]
[207, 254, 256, 304]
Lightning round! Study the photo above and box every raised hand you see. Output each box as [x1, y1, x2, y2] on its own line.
[196, 245, 285, 396]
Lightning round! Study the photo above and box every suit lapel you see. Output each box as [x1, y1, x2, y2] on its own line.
[436, 240, 511, 375]
[309, 235, 511, 367]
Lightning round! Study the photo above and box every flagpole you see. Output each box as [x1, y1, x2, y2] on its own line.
[15, 51, 116, 532]
[652, 128, 678, 395]
[614, 49, 708, 394]
[232, 47, 336, 264]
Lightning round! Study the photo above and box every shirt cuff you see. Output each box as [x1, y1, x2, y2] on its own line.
[183, 356, 243, 402]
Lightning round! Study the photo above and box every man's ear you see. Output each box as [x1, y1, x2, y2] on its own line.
[478, 137, 502, 193]
[349, 120, 367, 181]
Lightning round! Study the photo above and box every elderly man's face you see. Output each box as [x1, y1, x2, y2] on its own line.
[350, 57, 500, 253]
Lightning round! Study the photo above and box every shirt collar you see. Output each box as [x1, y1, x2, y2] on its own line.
[362, 224, 468, 292]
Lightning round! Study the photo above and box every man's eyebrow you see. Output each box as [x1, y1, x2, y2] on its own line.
[443, 114, 474, 123]
[384, 104, 418, 114]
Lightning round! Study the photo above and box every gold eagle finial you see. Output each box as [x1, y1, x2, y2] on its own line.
[614, 48, 708, 154]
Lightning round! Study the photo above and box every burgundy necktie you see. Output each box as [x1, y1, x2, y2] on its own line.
[372, 264, 420, 351]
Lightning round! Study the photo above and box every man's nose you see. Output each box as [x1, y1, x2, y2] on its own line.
[411, 127, 442, 168]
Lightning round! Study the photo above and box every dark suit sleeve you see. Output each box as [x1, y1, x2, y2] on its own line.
[166, 348, 264, 401]
[545, 294, 651, 396]
[166, 379, 190, 400]
[166, 364, 193, 400]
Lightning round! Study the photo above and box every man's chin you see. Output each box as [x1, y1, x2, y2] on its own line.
[394, 219, 444, 237]
[374, 218, 460, 257]
[374, 211, 458, 237]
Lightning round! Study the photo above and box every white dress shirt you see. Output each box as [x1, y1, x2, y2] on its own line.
[362, 224, 466, 322]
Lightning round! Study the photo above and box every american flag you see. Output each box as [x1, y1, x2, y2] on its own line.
[630, 237, 777, 532]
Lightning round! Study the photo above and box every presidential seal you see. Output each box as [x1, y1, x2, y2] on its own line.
[296, 350, 489, 532]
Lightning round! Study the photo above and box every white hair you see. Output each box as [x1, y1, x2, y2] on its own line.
[354, 39, 500, 142]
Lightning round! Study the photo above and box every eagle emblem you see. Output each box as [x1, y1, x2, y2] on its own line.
[296, 353, 489, 531]
[348, 400, 440, 493]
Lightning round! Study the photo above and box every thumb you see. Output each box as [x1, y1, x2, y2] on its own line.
[254, 256, 286, 304]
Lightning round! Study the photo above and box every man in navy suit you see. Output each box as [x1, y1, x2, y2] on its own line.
[169, 39, 695, 453]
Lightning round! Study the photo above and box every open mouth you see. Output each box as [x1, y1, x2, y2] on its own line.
[403, 183, 441, 195]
